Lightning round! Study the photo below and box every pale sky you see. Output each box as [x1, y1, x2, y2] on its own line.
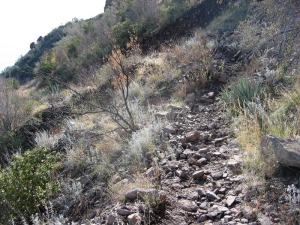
[0, 0, 106, 72]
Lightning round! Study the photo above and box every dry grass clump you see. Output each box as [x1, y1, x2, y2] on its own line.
[165, 30, 215, 95]
[233, 112, 267, 184]
[35, 131, 63, 149]
[133, 54, 180, 102]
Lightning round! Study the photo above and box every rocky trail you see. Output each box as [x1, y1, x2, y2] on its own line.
[92, 89, 300, 225]
[90, 91, 289, 225]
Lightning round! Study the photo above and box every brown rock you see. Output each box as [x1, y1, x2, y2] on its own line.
[261, 135, 300, 174]
[125, 189, 138, 201]
[186, 131, 201, 142]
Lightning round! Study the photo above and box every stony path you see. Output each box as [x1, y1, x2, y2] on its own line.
[96, 92, 295, 225]
[156, 94, 253, 225]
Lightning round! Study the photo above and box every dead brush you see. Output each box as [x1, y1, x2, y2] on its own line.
[166, 29, 213, 93]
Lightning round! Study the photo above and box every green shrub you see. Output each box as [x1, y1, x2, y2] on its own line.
[0, 148, 61, 223]
[6, 78, 20, 90]
[221, 78, 263, 115]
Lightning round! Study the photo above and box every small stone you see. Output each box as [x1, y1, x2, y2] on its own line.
[242, 206, 257, 221]
[241, 218, 249, 223]
[176, 170, 189, 179]
[214, 137, 226, 144]
[224, 215, 233, 222]
[197, 188, 206, 197]
[117, 208, 133, 216]
[189, 192, 199, 200]
[163, 125, 176, 135]
[145, 167, 155, 178]
[183, 149, 194, 158]
[198, 148, 210, 154]
[208, 92, 215, 98]
[212, 172, 223, 179]
[179, 199, 198, 212]
[197, 214, 208, 222]
[107, 214, 116, 225]
[257, 213, 272, 224]
[185, 93, 196, 106]
[186, 131, 201, 142]
[226, 196, 236, 207]
[128, 213, 141, 225]
[125, 189, 138, 201]
[192, 170, 205, 179]
[196, 158, 208, 166]
[227, 159, 241, 173]
[218, 187, 227, 194]
[155, 111, 168, 120]
[206, 191, 220, 201]
[220, 145, 229, 153]
[214, 205, 229, 212]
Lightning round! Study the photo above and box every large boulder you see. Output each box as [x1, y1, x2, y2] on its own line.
[260, 135, 300, 172]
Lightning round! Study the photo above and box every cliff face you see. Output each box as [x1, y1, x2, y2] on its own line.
[104, 0, 113, 11]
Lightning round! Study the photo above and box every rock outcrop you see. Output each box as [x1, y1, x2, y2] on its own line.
[260, 135, 300, 170]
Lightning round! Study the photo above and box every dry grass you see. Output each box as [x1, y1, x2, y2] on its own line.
[233, 112, 267, 185]
[35, 131, 63, 149]
[166, 29, 214, 94]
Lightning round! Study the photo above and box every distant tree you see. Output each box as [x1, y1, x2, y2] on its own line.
[37, 36, 43, 42]
[29, 42, 35, 50]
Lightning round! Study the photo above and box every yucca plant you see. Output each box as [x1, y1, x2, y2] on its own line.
[221, 77, 263, 115]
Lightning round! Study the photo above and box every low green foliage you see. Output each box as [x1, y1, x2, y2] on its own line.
[0, 148, 61, 222]
[221, 78, 263, 115]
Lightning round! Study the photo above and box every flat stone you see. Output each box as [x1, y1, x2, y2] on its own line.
[179, 199, 198, 212]
[196, 158, 208, 166]
[226, 196, 236, 207]
[192, 170, 205, 179]
[212, 204, 229, 213]
[261, 135, 300, 175]
[117, 208, 133, 216]
[212, 172, 223, 179]
[206, 191, 220, 201]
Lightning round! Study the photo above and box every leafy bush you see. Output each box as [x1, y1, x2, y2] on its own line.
[0, 148, 61, 223]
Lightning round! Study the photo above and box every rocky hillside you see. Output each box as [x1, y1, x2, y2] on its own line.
[0, 0, 300, 224]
